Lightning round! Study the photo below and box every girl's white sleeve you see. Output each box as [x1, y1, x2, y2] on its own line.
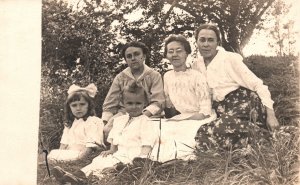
[60, 126, 69, 145]
[226, 54, 274, 109]
[85, 117, 105, 147]
[194, 72, 212, 116]
[107, 120, 117, 145]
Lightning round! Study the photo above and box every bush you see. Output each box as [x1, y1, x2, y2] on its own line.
[39, 0, 123, 151]
[244, 55, 299, 126]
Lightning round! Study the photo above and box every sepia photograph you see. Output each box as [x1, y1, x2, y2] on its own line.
[1, 0, 299, 184]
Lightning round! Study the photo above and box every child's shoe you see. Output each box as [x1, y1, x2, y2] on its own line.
[51, 166, 67, 184]
[63, 172, 87, 185]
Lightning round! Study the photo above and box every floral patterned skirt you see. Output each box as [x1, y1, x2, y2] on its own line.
[195, 87, 270, 151]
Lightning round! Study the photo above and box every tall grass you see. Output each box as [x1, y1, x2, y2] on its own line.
[37, 55, 299, 184]
[95, 126, 298, 185]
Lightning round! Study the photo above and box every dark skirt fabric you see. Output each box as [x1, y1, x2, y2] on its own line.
[195, 87, 270, 151]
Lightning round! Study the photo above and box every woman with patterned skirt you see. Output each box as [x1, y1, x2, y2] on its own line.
[192, 24, 279, 151]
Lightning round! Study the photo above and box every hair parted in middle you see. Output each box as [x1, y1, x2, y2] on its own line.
[163, 34, 192, 57]
[194, 23, 222, 46]
[64, 90, 96, 128]
[121, 41, 149, 59]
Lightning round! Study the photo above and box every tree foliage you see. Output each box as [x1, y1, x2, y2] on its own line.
[112, 0, 275, 58]
[266, 0, 297, 56]
[40, 0, 284, 149]
[41, 0, 123, 149]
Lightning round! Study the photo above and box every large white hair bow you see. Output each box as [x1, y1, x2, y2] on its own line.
[67, 83, 98, 98]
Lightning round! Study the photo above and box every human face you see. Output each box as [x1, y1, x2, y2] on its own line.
[124, 47, 145, 72]
[123, 92, 145, 117]
[196, 29, 218, 61]
[166, 41, 188, 71]
[69, 97, 89, 119]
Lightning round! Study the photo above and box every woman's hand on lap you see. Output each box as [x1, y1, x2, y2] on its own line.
[142, 110, 152, 117]
[188, 113, 209, 120]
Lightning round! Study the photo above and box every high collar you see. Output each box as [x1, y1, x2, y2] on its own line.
[122, 64, 153, 81]
[74, 115, 89, 122]
[204, 46, 225, 68]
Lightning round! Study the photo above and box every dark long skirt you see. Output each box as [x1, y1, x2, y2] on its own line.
[195, 87, 270, 151]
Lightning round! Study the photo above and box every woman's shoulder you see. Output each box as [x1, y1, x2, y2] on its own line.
[144, 66, 161, 77]
[115, 68, 129, 78]
[163, 70, 174, 77]
[221, 50, 243, 62]
[187, 69, 206, 80]
[189, 68, 203, 74]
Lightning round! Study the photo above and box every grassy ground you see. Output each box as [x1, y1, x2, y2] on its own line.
[37, 55, 299, 185]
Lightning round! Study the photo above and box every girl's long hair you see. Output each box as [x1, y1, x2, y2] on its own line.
[64, 90, 96, 128]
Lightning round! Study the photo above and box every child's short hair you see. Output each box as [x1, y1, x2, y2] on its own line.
[122, 82, 148, 104]
[64, 90, 95, 127]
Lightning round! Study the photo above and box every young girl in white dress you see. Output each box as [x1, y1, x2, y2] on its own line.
[48, 83, 105, 162]
[51, 82, 158, 184]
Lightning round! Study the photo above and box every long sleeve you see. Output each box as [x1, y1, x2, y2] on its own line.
[194, 73, 212, 115]
[143, 71, 165, 115]
[102, 75, 122, 121]
[225, 54, 274, 109]
[107, 115, 129, 145]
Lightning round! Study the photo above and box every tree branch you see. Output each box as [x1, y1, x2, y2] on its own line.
[158, 0, 179, 29]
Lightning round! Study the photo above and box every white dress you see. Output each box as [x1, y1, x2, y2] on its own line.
[164, 69, 212, 120]
[81, 114, 157, 176]
[150, 115, 216, 162]
[81, 114, 217, 177]
[48, 116, 104, 162]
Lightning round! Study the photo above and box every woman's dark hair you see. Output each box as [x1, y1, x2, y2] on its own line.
[194, 23, 221, 45]
[121, 41, 149, 59]
[64, 90, 95, 127]
[163, 34, 192, 57]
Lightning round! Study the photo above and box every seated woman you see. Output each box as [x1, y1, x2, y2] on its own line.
[163, 34, 214, 121]
[102, 41, 165, 136]
[192, 23, 280, 151]
[148, 34, 216, 161]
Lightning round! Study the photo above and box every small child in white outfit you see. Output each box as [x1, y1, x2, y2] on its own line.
[52, 82, 157, 184]
[48, 84, 105, 162]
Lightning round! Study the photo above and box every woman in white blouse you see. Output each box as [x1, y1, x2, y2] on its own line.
[192, 24, 280, 151]
[163, 34, 213, 121]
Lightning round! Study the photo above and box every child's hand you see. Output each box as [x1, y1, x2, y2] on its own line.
[100, 144, 117, 157]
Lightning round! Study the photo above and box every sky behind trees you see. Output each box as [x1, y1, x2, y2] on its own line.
[66, 0, 299, 57]
[243, 0, 299, 56]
